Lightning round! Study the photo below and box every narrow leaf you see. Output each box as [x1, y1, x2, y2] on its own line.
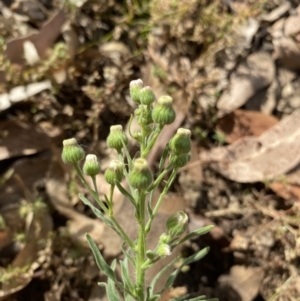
[124, 293, 134, 301]
[86, 234, 116, 281]
[189, 297, 218, 301]
[183, 247, 210, 266]
[149, 257, 179, 296]
[115, 182, 136, 206]
[164, 248, 210, 290]
[147, 294, 160, 301]
[121, 243, 136, 268]
[79, 194, 114, 228]
[106, 260, 121, 301]
[177, 225, 214, 245]
[120, 257, 134, 291]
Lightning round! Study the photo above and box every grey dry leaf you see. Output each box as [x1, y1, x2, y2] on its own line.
[199, 109, 300, 183]
[271, 6, 300, 70]
[218, 265, 264, 301]
[217, 52, 275, 117]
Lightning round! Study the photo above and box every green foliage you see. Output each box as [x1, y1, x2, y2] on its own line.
[62, 79, 216, 300]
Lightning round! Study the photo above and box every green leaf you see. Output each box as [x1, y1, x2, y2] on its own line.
[79, 194, 114, 228]
[106, 260, 121, 301]
[120, 257, 134, 291]
[124, 293, 134, 301]
[121, 243, 136, 268]
[177, 225, 214, 245]
[147, 294, 160, 301]
[172, 294, 218, 301]
[158, 144, 170, 172]
[147, 198, 154, 219]
[164, 247, 210, 290]
[182, 247, 210, 266]
[115, 182, 136, 207]
[148, 257, 179, 296]
[86, 234, 117, 281]
[171, 295, 218, 301]
[188, 297, 218, 301]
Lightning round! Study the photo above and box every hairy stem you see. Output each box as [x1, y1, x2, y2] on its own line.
[135, 190, 146, 300]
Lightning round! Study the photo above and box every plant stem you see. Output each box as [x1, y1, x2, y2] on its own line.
[145, 168, 178, 234]
[142, 124, 163, 158]
[73, 162, 108, 214]
[135, 190, 146, 300]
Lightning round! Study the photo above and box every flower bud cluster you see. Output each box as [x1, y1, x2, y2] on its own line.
[152, 211, 188, 259]
[129, 79, 177, 138]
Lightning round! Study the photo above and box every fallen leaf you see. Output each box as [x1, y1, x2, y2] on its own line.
[200, 110, 300, 183]
[217, 110, 279, 143]
[218, 265, 264, 301]
[217, 52, 275, 116]
[0, 120, 51, 161]
[5, 10, 66, 66]
[271, 8, 300, 70]
[267, 161, 300, 202]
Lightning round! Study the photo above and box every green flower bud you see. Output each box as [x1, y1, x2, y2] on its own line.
[104, 160, 124, 184]
[156, 243, 171, 258]
[169, 128, 191, 155]
[128, 158, 152, 190]
[166, 211, 188, 237]
[146, 250, 156, 260]
[83, 154, 101, 176]
[169, 152, 191, 168]
[139, 86, 155, 105]
[62, 138, 85, 165]
[152, 95, 176, 125]
[106, 125, 128, 153]
[158, 233, 171, 244]
[130, 79, 143, 104]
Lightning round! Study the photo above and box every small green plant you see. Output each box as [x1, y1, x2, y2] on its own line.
[62, 79, 216, 301]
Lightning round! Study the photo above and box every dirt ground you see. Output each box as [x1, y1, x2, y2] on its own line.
[1, 0, 300, 300]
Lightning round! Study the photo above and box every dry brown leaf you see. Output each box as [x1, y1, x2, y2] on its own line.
[217, 109, 279, 143]
[0, 120, 51, 161]
[218, 265, 264, 301]
[217, 52, 275, 117]
[268, 161, 300, 202]
[269, 181, 300, 202]
[5, 10, 66, 66]
[200, 109, 300, 183]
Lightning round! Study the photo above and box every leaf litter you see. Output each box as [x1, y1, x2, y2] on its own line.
[1, 0, 300, 300]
